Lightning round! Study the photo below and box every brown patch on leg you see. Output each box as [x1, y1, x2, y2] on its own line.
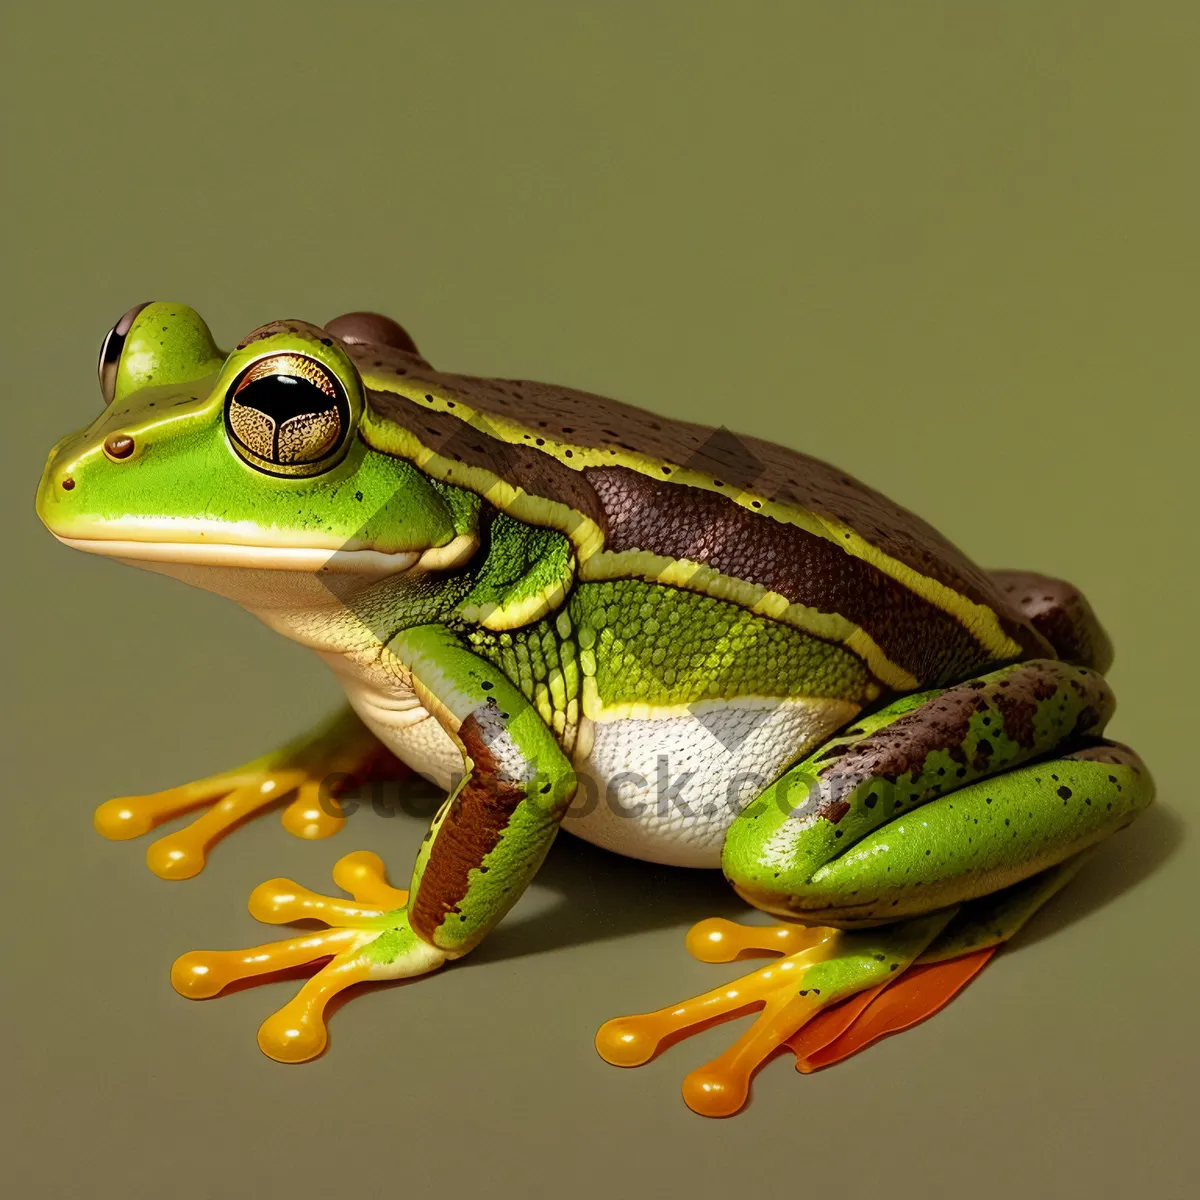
[408, 702, 529, 943]
[792, 659, 1114, 829]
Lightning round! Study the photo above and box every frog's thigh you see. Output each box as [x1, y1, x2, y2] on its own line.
[723, 659, 1154, 925]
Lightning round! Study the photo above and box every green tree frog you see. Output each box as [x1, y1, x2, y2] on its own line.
[36, 303, 1154, 1115]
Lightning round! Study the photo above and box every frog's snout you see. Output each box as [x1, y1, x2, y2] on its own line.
[35, 429, 109, 536]
[36, 415, 143, 536]
[36, 436, 79, 528]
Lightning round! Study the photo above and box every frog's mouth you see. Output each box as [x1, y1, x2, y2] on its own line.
[51, 533, 423, 577]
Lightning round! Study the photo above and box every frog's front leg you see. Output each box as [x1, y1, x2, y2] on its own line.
[93, 707, 393, 878]
[598, 659, 1154, 1115]
[171, 624, 576, 1060]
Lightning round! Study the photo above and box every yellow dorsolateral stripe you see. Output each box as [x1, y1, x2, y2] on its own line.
[362, 406, 607, 562]
[579, 678, 860, 726]
[811, 515, 1022, 662]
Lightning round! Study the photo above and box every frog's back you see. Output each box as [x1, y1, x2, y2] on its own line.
[344, 334, 1046, 691]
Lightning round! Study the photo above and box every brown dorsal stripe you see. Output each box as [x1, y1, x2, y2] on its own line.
[366, 387, 606, 532]
[587, 466, 996, 685]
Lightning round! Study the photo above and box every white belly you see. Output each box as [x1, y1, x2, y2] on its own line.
[564, 698, 853, 868]
[330, 659, 852, 871]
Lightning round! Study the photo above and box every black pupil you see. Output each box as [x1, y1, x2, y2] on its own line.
[236, 373, 332, 419]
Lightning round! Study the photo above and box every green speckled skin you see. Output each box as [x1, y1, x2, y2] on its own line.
[35, 304, 1157, 1069]
[571, 580, 871, 707]
[111, 302, 226, 404]
[741, 736, 1152, 925]
[799, 910, 955, 1003]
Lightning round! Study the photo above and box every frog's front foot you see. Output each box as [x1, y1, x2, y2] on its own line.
[94, 708, 397, 879]
[172, 850, 446, 1061]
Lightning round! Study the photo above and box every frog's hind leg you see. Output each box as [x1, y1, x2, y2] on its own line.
[721, 660, 1151, 926]
[94, 708, 397, 879]
[599, 659, 1153, 1116]
[598, 838, 1117, 1116]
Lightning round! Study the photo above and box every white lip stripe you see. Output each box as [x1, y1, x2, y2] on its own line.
[55, 535, 420, 576]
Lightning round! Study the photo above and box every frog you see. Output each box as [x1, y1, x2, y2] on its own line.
[35, 302, 1154, 1116]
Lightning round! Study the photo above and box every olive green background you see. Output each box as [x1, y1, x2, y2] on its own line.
[2, 3, 1195, 1197]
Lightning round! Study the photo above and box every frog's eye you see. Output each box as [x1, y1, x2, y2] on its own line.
[97, 302, 151, 405]
[224, 353, 351, 478]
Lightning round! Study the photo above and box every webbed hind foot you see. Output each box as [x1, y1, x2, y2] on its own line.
[597, 855, 1091, 1116]
[597, 912, 953, 1116]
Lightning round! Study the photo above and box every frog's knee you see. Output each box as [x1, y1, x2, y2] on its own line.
[721, 811, 844, 924]
[991, 569, 1113, 673]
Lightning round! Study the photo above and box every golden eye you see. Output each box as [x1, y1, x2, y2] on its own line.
[225, 353, 350, 477]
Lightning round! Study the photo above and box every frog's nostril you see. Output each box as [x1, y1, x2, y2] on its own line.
[104, 433, 135, 461]
[61, 476, 75, 491]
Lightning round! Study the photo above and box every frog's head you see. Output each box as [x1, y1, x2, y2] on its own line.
[36, 303, 473, 612]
